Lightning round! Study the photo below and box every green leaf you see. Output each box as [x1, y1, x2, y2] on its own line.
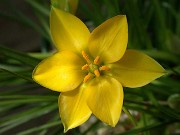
[0, 68, 33, 82]
[17, 121, 61, 135]
[116, 120, 177, 135]
[0, 104, 57, 133]
[25, 0, 49, 16]
[143, 50, 180, 64]
[0, 98, 56, 106]
[0, 45, 40, 67]
[145, 91, 180, 119]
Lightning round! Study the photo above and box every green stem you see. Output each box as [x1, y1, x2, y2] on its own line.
[122, 106, 137, 126]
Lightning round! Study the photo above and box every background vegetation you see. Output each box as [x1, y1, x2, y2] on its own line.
[0, 0, 180, 134]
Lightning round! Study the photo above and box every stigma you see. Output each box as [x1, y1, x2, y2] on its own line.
[81, 51, 110, 83]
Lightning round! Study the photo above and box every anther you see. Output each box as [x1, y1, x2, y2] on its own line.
[99, 66, 110, 71]
[82, 51, 91, 64]
[94, 56, 100, 65]
[94, 69, 100, 77]
[83, 73, 91, 83]
[82, 64, 89, 70]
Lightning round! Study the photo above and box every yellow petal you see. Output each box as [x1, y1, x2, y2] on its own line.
[86, 76, 123, 127]
[88, 15, 128, 64]
[108, 50, 166, 88]
[59, 84, 92, 132]
[33, 51, 85, 92]
[50, 7, 90, 53]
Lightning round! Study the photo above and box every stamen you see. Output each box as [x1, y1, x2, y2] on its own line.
[82, 64, 89, 70]
[94, 69, 100, 77]
[94, 56, 100, 65]
[83, 73, 92, 83]
[82, 51, 91, 64]
[100, 66, 110, 71]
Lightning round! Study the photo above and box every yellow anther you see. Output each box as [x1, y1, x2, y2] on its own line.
[94, 56, 100, 65]
[82, 64, 89, 70]
[100, 66, 110, 71]
[94, 69, 100, 77]
[83, 73, 91, 83]
[82, 51, 91, 64]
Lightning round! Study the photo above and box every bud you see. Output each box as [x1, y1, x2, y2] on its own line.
[168, 94, 180, 111]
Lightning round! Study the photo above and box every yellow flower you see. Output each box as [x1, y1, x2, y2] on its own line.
[32, 7, 165, 132]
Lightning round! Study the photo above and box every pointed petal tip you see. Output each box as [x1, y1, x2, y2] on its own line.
[110, 50, 166, 88]
[116, 15, 127, 20]
[50, 6, 90, 53]
[108, 120, 118, 127]
[51, 6, 65, 14]
[111, 123, 117, 127]
[86, 77, 123, 128]
[102, 116, 119, 127]
[59, 86, 92, 133]
[88, 14, 128, 64]
[63, 124, 71, 133]
[123, 71, 166, 88]
[61, 115, 76, 133]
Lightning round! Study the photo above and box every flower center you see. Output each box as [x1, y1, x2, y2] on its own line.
[81, 51, 110, 83]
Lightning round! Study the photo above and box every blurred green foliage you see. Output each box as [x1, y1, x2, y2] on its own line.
[0, 0, 180, 134]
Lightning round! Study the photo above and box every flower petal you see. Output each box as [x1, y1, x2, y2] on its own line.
[33, 51, 85, 92]
[88, 15, 128, 64]
[50, 7, 90, 53]
[86, 76, 123, 127]
[108, 50, 166, 88]
[59, 84, 92, 132]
